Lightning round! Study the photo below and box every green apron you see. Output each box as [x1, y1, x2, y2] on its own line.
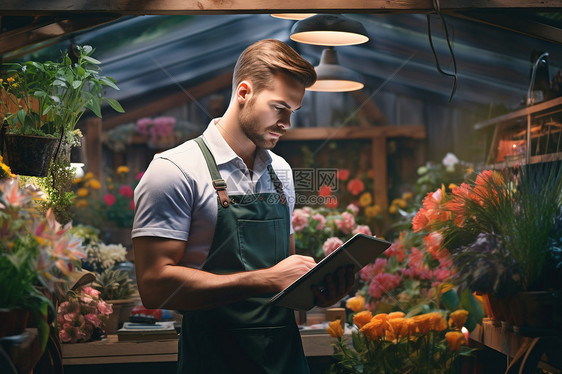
[177, 137, 310, 374]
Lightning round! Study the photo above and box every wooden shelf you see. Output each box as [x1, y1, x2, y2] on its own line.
[474, 97, 562, 130]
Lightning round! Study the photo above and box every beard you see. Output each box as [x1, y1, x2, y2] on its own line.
[239, 99, 285, 150]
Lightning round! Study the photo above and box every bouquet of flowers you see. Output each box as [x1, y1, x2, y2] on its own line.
[327, 295, 475, 374]
[57, 286, 113, 343]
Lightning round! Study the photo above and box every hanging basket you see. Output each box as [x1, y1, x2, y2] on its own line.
[2, 133, 61, 177]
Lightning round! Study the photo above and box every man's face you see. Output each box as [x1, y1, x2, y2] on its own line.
[239, 72, 305, 150]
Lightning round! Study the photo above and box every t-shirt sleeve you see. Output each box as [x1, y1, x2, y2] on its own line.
[132, 157, 193, 241]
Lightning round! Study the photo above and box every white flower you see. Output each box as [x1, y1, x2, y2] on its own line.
[442, 152, 459, 172]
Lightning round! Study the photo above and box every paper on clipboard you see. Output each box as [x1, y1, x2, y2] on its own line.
[269, 233, 391, 311]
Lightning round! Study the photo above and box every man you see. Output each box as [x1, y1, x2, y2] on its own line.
[132, 39, 353, 374]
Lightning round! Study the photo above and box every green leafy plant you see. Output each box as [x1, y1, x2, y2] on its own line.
[93, 268, 136, 301]
[1, 45, 124, 143]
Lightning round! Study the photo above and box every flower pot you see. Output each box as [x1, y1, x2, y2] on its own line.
[0, 308, 30, 338]
[506, 291, 562, 330]
[105, 298, 139, 334]
[2, 133, 60, 177]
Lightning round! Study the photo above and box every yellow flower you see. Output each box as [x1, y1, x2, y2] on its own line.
[84, 172, 94, 180]
[448, 183, 458, 190]
[73, 177, 83, 184]
[448, 309, 469, 330]
[365, 205, 381, 217]
[108, 184, 115, 190]
[445, 331, 466, 352]
[389, 204, 398, 214]
[116, 165, 129, 174]
[326, 320, 344, 338]
[353, 310, 372, 329]
[402, 192, 413, 200]
[358, 192, 372, 207]
[392, 198, 407, 208]
[346, 295, 365, 313]
[75, 199, 88, 208]
[89, 179, 101, 190]
[77, 188, 89, 197]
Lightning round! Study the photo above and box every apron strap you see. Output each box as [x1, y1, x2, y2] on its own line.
[267, 164, 287, 205]
[194, 136, 230, 208]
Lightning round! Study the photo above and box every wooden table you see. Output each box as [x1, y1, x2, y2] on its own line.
[62, 332, 337, 365]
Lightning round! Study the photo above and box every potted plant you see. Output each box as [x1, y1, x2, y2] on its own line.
[0, 177, 86, 351]
[0, 44, 124, 176]
[412, 163, 562, 331]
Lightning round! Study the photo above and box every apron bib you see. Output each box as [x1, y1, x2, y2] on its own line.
[177, 137, 309, 374]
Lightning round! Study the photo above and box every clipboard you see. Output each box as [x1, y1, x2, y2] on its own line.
[269, 233, 391, 311]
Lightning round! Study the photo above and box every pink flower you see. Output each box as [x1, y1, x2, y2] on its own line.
[119, 185, 134, 198]
[136, 117, 153, 135]
[136, 172, 145, 181]
[83, 286, 100, 298]
[335, 212, 356, 234]
[346, 203, 360, 216]
[353, 225, 372, 236]
[85, 313, 102, 328]
[104, 193, 116, 206]
[347, 178, 365, 196]
[368, 273, 401, 299]
[129, 200, 135, 210]
[97, 300, 113, 315]
[311, 213, 325, 230]
[359, 258, 388, 282]
[291, 208, 310, 232]
[384, 241, 406, 262]
[322, 237, 343, 256]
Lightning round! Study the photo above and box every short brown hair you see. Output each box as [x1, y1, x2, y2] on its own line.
[232, 39, 316, 94]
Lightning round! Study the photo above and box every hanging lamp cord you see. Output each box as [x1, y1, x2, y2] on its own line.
[427, 0, 458, 103]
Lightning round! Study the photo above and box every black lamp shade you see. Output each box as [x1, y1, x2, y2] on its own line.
[290, 14, 369, 46]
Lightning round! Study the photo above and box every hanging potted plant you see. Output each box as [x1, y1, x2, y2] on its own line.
[0, 44, 124, 177]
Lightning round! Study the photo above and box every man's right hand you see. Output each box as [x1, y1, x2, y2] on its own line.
[267, 255, 316, 291]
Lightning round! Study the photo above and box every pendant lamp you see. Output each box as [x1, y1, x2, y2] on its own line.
[307, 47, 364, 92]
[271, 14, 316, 20]
[290, 14, 369, 46]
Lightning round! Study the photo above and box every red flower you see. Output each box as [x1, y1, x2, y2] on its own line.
[119, 185, 134, 198]
[129, 200, 135, 210]
[104, 193, 116, 206]
[347, 178, 365, 196]
[326, 196, 338, 209]
[336, 169, 350, 181]
[412, 208, 429, 232]
[318, 185, 332, 197]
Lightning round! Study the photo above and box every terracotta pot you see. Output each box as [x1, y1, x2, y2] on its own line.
[105, 298, 139, 334]
[0, 308, 30, 338]
[2, 133, 60, 177]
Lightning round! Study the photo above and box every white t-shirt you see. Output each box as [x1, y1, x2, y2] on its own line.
[132, 119, 296, 269]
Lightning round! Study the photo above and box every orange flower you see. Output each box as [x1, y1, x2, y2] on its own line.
[327, 320, 344, 338]
[448, 309, 469, 330]
[445, 331, 466, 352]
[388, 317, 408, 339]
[412, 208, 429, 232]
[388, 311, 405, 319]
[353, 310, 372, 329]
[346, 295, 366, 313]
[360, 318, 386, 340]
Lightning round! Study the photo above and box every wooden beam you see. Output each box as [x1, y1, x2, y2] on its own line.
[281, 125, 426, 141]
[100, 71, 233, 130]
[1, 0, 561, 16]
[0, 16, 121, 59]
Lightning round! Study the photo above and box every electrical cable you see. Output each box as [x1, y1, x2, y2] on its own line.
[427, 0, 457, 103]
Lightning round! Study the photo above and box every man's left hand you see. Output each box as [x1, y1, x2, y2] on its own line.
[311, 265, 355, 308]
